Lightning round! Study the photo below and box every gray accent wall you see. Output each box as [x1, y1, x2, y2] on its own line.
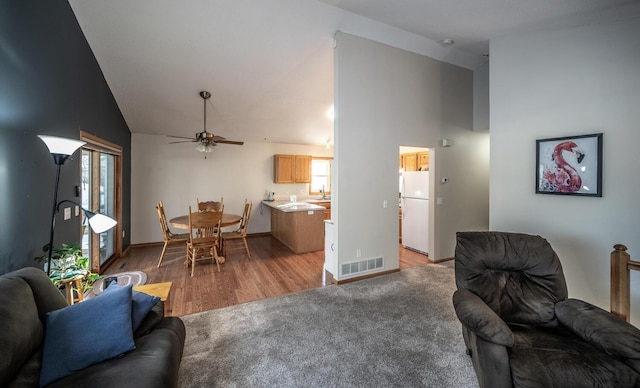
[473, 60, 490, 132]
[0, 1, 131, 274]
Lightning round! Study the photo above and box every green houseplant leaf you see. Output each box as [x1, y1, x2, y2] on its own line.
[35, 242, 101, 294]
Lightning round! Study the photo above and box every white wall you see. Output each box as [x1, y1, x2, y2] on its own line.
[490, 19, 640, 325]
[333, 32, 489, 280]
[131, 133, 332, 244]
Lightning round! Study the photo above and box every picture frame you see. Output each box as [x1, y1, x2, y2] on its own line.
[536, 133, 602, 197]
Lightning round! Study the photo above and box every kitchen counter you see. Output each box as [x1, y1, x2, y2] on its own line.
[261, 200, 326, 212]
[263, 200, 325, 253]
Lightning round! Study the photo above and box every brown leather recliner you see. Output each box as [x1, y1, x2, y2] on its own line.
[453, 231, 640, 388]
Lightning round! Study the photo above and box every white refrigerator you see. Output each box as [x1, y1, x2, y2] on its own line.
[401, 171, 429, 255]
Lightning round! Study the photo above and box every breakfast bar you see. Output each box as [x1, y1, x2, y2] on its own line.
[262, 200, 326, 253]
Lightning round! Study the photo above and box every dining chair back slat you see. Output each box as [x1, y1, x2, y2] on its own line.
[156, 201, 189, 268]
[222, 200, 253, 258]
[187, 206, 224, 276]
[197, 197, 224, 212]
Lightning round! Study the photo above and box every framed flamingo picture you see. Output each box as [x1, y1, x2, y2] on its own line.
[536, 133, 603, 197]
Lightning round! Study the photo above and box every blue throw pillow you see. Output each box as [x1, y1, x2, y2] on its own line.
[40, 284, 135, 387]
[105, 282, 160, 332]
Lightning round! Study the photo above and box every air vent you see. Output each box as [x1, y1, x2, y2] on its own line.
[341, 257, 383, 276]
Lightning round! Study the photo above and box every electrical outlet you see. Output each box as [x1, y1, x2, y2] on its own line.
[356, 249, 361, 258]
[436, 197, 443, 205]
[383, 200, 388, 208]
[75, 206, 79, 216]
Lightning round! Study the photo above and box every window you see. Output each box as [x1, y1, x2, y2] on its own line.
[310, 157, 332, 196]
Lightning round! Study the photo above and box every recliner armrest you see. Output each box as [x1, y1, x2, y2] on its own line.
[556, 298, 640, 362]
[453, 288, 514, 346]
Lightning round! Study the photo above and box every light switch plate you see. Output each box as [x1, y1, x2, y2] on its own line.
[63, 207, 71, 220]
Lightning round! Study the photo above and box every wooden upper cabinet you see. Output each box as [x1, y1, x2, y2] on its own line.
[274, 154, 295, 183]
[418, 151, 429, 171]
[274, 154, 311, 183]
[294, 155, 311, 183]
[402, 153, 418, 171]
[400, 151, 429, 171]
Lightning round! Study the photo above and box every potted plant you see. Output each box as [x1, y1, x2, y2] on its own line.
[35, 243, 101, 296]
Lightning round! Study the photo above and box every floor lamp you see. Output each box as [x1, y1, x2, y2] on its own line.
[39, 135, 117, 276]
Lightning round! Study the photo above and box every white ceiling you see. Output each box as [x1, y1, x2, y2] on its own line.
[68, 0, 640, 147]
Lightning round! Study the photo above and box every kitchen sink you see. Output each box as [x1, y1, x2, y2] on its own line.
[276, 202, 310, 208]
[305, 198, 330, 203]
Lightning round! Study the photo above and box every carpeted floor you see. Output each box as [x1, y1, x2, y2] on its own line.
[178, 264, 478, 387]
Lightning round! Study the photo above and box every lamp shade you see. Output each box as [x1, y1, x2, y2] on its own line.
[38, 135, 86, 156]
[55, 200, 118, 234]
[85, 211, 118, 233]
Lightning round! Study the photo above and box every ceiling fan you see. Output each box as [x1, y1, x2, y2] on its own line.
[168, 91, 244, 155]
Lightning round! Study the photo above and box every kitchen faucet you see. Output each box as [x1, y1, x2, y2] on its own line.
[321, 185, 328, 200]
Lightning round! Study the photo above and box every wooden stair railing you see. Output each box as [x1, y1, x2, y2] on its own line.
[611, 244, 640, 321]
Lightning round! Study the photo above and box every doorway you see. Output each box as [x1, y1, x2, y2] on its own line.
[80, 132, 123, 273]
[399, 146, 431, 259]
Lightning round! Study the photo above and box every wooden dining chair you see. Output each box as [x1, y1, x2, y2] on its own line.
[222, 200, 253, 258]
[186, 206, 224, 277]
[156, 201, 190, 268]
[196, 197, 224, 212]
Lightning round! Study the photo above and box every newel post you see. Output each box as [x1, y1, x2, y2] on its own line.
[611, 244, 630, 321]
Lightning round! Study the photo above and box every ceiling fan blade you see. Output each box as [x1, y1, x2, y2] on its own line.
[168, 135, 196, 140]
[169, 140, 197, 144]
[215, 139, 244, 145]
[212, 135, 226, 141]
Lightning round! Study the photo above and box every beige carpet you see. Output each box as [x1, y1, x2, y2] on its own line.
[178, 264, 477, 387]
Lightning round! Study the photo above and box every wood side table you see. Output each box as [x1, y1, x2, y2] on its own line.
[133, 281, 173, 316]
[59, 275, 86, 305]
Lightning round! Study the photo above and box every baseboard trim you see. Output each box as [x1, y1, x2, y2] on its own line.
[333, 268, 400, 285]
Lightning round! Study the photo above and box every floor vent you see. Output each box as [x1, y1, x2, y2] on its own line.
[341, 257, 383, 276]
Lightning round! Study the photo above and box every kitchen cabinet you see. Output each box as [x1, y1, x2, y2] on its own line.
[402, 153, 418, 171]
[274, 154, 311, 183]
[400, 151, 429, 171]
[315, 201, 331, 220]
[263, 200, 325, 253]
[418, 151, 429, 171]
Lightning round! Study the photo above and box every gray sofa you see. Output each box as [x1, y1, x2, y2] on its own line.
[453, 231, 640, 388]
[0, 267, 186, 387]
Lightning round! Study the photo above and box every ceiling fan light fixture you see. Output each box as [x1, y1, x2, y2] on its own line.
[197, 142, 213, 153]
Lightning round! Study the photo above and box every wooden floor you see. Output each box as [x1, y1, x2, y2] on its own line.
[104, 235, 440, 317]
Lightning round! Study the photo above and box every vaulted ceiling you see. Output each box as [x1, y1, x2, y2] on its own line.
[69, 0, 640, 147]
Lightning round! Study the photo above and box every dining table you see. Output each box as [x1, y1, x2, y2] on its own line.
[169, 213, 242, 229]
